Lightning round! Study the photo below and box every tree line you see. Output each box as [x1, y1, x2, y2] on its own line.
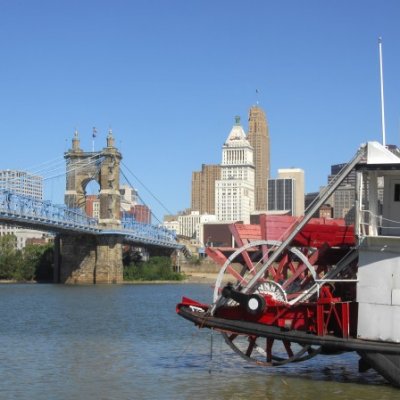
[0, 235, 184, 282]
[123, 256, 184, 281]
[0, 235, 53, 282]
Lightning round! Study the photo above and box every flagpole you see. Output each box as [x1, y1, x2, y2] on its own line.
[378, 37, 386, 146]
[92, 127, 97, 152]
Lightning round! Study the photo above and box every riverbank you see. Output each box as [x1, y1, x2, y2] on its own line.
[121, 272, 220, 285]
[182, 272, 220, 284]
[0, 274, 221, 285]
[0, 258, 224, 285]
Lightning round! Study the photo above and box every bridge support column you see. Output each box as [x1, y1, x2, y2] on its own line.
[95, 235, 123, 284]
[56, 234, 123, 284]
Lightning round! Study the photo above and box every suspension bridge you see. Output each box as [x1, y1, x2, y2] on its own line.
[0, 130, 182, 284]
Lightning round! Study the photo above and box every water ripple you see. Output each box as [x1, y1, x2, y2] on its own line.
[0, 284, 397, 399]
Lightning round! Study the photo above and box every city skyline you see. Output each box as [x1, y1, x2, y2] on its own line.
[0, 1, 399, 221]
[191, 105, 270, 219]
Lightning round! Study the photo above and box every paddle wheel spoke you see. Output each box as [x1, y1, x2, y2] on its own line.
[245, 336, 257, 357]
[266, 338, 274, 363]
[283, 340, 294, 358]
[223, 333, 321, 366]
[226, 265, 249, 286]
[228, 333, 238, 342]
[214, 240, 321, 307]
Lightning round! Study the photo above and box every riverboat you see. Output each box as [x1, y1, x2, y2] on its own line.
[177, 141, 400, 387]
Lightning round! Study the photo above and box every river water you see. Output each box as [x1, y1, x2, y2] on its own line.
[0, 283, 397, 400]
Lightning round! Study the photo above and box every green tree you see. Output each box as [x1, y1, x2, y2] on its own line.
[0, 235, 22, 280]
[0, 237, 54, 282]
[12, 254, 34, 281]
[33, 245, 53, 281]
[21, 244, 53, 282]
[124, 256, 185, 281]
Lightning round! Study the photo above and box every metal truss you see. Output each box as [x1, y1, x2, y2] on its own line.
[0, 189, 181, 248]
[0, 189, 99, 234]
[118, 217, 181, 249]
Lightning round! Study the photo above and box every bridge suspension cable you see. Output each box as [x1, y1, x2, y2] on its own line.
[8, 153, 103, 184]
[119, 168, 163, 224]
[3, 154, 104, 205]
[45, 154, 103, 181]
[121, 162, 172, 223]
[8, 153, 173, 226]
[22, 156, 65, 175]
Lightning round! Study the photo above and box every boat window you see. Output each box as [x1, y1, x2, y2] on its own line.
[395, 184, 400, 202]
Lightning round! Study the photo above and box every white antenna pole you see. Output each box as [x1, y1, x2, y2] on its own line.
[378, 37, 386, 146]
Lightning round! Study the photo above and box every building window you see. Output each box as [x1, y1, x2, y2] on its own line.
[394, 184, 400, 202]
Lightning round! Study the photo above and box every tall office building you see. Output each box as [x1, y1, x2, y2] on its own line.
[0, 170, 43, 199]
[215, 116, 255, 223]
[328, 164, 357, 223]
[178, 211, 217, 243]
[247, 106, 270, 210]
[268, 178, 295, 215]
[268, 168, 305, 216]
[278, 168, 305, 216]
[0, 170, 45, 248]
[191, 164, 221, 214]
[329, 164, 356, 187]
[120, 184, 139, 212]
[119, 184, 151, 223]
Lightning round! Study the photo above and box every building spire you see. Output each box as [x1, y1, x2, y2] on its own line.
[107, 128, 115, 148]
[72, 129, 81, 152]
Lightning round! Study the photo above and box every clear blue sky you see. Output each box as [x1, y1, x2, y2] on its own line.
[0, 0, 399, 221]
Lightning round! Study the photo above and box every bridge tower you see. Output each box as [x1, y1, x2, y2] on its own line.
[55, 130, 124, 284]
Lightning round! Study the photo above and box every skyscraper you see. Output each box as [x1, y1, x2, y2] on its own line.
[191, 164, 221, 214]
[0, 170, 43, 199]
[0, 170, 45, 248]
[267, 168, 305, 216]
[247, 105, 270, 210]
[215, 116, 255, 223]
[327, 164, 357, 223]
[268, 178, 295, 215]
[278, 168, 305, 216]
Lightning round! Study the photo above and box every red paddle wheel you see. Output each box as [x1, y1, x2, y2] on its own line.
[177, 143, 400, 387]
[202, 215, 357, 365]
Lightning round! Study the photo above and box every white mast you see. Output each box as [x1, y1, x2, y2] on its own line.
[378, 37, 386, 146]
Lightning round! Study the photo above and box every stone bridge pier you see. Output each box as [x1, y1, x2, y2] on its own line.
[56, 130, 124, 284]
[54, 234, 123, 284]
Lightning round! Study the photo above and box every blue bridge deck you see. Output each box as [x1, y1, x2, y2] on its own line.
[0, 189, 181, 249]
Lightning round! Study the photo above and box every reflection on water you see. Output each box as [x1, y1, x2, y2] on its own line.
[0, 284, 397, 400]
